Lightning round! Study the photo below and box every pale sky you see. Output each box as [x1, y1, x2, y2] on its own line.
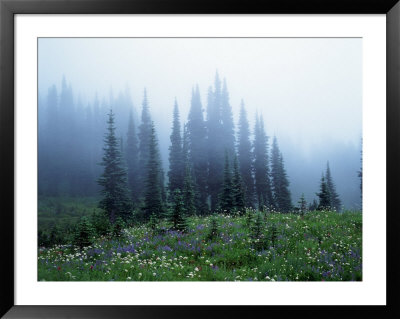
[38, 37, 362, 153]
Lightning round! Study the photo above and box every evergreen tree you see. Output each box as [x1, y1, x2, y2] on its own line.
[74, 216, 94, 249]
[253, 115, 274, 210]
[316, 175, 331, 210]
[168, 100, 184, 194]
[271, 136, 292, 212]
[237, 101, 255, 208]
[138, 89, 152, 197]
[221, 78, 235, 160]
[218, 151, 234, 214]
[98, 110, 132, 224]
[298, 193, 307, 214]
[142, 122, 164, 220]
[187, 86, 208, 214]
[182, 164, 196, 216]
[207, 73, 225, 212]
[309, 199, 318, 211]
[325, 162, 341, 211]
[126, 110, 140, 205]
[169, 189, 188, 232]
[232, 155, 246, 214]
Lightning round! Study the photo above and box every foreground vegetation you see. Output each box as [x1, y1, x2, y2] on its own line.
[38, 210, 362, 281]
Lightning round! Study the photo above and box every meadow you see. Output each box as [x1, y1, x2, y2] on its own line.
[38, 210, 362, 281]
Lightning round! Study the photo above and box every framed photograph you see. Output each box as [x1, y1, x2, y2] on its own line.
[1, 0, 399, 318]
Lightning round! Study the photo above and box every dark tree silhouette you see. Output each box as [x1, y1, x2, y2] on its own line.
[237, 101, 255, 208]
[143, 122, 165, 220]
[271, 136, 292, 212]
[168, 100, 184, 194]
[98, 110, 132, 224]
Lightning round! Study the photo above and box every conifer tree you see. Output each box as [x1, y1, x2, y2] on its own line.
[169, 189, 188, 232]
[316, 175, 331, 210]
[309, 199, 318, 211]
[237, 101, 255, 208]
[98, 110, 132, 224]
[187, 86, 208, 214]
[218, 150, 234, 214]
[168, 100, 184, 194]
[253, 115, 274, 210]
[138, 89, 152, 197]
[126, 110, 140, 205]
[232, 155, 246, 214]
[271, 136, 292, 212]
[207, 73, 225, 212]
[298, 193, 307, 214]
[74, 216, 95, 249]
[325, 162, 341, 211]
[182, 165, 196, 216]
[221, 78, 235, 160]
[143, 122, 164, 220]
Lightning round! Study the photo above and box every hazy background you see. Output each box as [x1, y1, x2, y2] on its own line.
[38, 38, 362, 209]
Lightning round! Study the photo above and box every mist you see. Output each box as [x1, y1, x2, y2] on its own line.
[38, 37, 362, 209]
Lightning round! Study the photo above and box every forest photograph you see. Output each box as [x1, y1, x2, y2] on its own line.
[37, 38, 362, 282]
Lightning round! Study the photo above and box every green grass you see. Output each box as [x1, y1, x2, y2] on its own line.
[38, 210, 362, 281]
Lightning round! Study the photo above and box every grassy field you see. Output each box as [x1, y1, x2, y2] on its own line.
[38, 210, 362, 281]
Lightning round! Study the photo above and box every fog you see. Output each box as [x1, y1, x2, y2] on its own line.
[38, 38, 362, 209]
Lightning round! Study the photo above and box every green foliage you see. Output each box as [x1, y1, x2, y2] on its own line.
[142, 122, 165, 220]
[112, 217, 126, 237]
[271, 136, 292, 212]
[39, 211, 362, 282]
[126, 110, 140, 205]
[237, 101, 255, 208]
[253, 115, 274, 210]
[298, 193, 307, 215]
[98, 110, 132, 224]
[232, 155, 246, 214]
[325, 162, 341, 211]
[268, 223, 278, 248]
[90, 209, 111, 237]
[169, 189, 188, 232]
[187, 86, 208, 215]
[182, 165, 196, 216]
[207, 214, 219, 240]
[168, 100, 184, 194]
[218, 151, 234, 214]
[74, 216, 95, 248]
[317, 175, 331, 210]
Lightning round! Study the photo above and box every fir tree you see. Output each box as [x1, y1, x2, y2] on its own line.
[207, 214, 219, 240]
[221, 78, 235, 160]
[232, 155, 246, 214]
[207, 73, 225, 212]
[182, 164, 196, 216]
[126, 110, 140, 205]
[253, 115, 274, 210]
[74, 216, 94, 249]
[142, 122, 164, 220]
[168, 100, 184, 194]
[309, 199, 318, 211]
[271, 136, 292, 212]
[98, 110, 132, 224]
[325, 162, 341, 211]
[316, 175, 331, 210]
[237, 101, 255, 208]
[138, 89, 152, 197]
[298, 193, 307, 215]
[187, 86, 208, 214]
[218, 150, 234, 214]
[169, 189, 188, 232]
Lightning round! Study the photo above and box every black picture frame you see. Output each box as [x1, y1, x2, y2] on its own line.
[1, 0, 399, 318]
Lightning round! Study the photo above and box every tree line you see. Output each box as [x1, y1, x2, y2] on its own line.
[39, 72, 343, 227]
